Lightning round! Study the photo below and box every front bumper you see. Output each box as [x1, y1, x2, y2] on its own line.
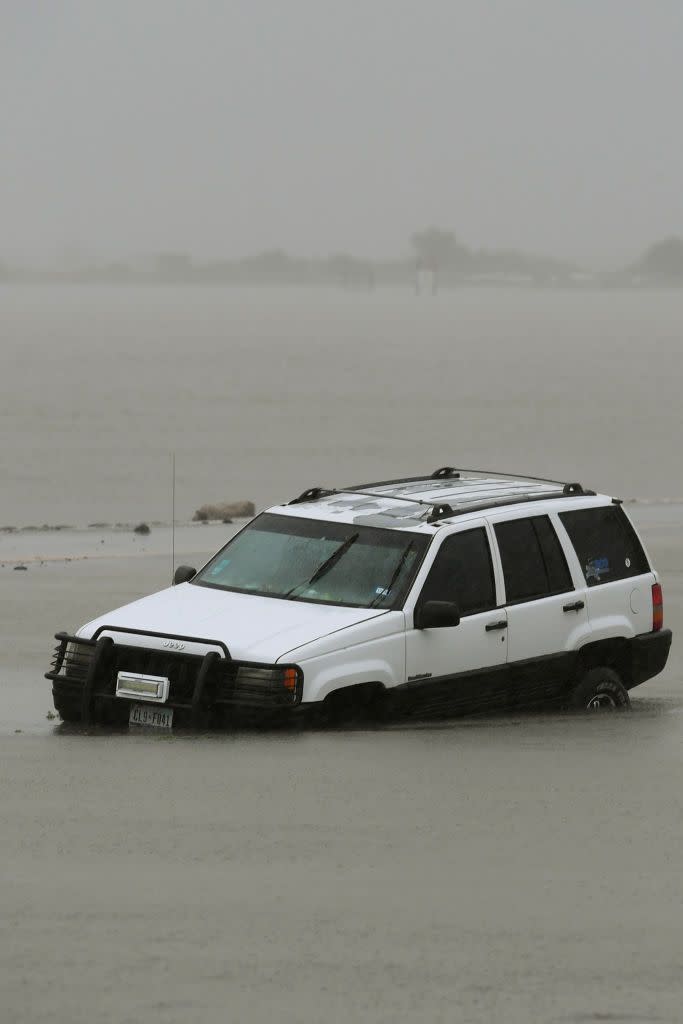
[46, 631, 303, 726]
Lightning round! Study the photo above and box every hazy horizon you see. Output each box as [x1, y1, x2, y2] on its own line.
[3, 0, 682, 270]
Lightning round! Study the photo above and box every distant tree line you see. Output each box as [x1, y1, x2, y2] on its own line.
[635, 237, 683, 280]
[2, 232, 683, 287]
[410, 227, 576, 289]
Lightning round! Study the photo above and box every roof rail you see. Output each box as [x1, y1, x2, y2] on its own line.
[453, 466, 585, 488]
[427, 503, 455, 523]
[288, 487, 336, 505]
[427, 487, 595, 523]
[289, 486, 429, 508]
[287, 471, 596, 519]
[347, 466, 585, 491]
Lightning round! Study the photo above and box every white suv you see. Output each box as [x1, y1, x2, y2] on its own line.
[47, 467, 672, 727]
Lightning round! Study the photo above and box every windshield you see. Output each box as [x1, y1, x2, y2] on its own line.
[194, 513, 429, 609]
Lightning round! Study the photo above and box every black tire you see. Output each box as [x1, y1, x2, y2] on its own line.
[568, 667, 630, 712]
[321, 684, 386, 727]
[53, 697, 82, 723]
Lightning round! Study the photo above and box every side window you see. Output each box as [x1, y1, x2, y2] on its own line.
[495, 515, 573, 604]
[560, 506, 650, 587]
[532, 515, 573, 593]
[418, 528, 496, 616]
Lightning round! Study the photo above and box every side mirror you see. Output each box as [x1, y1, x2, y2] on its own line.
[415, 600, 460, 630]
[173, 565, 196, 585]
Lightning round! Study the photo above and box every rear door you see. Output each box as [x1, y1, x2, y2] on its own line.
[489, 512, 589, 704]
[557, 504, 654, 639]
[404, 523, 509, 715]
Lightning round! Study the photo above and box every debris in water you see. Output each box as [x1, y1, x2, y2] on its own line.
[193, 500, 255, 522]
[14, 564, 28, 571]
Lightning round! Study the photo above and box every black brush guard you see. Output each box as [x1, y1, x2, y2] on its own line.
[46, 630, 303, 726]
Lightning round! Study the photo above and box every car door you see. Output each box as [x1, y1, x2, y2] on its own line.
[403, 523, 509, 716]
[489, 511, 590, 705]
[557, 504, 655, 640]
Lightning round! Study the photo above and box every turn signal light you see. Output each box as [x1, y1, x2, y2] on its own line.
[652, 583, 663, 632]
[283, 668, 298, 693]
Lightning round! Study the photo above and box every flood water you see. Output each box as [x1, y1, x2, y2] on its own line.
[1, 285, 682, 526]
[1, 285, 682, 1023]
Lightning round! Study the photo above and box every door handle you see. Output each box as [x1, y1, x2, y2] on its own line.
[485, 619, 508, 632]
[563, 600, 585, 613]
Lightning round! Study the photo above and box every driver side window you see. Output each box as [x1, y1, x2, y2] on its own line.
[418, 528, 496, 616]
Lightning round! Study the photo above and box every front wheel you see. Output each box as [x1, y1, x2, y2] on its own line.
[53, 698, 82, 723]
[320, 683, 387, 727]
[568, 667, 630, 712]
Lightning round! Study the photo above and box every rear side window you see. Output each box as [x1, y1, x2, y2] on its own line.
[560, 506, 650, 586]
[495, 515, 573, 604]
[418, 528, 496, 616]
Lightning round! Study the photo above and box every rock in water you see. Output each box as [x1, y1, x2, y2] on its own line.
[133, 522, 151, 535]
[193, 501, 255, 522]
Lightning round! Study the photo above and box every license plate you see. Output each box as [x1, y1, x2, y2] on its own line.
[129, 704, 173, 729]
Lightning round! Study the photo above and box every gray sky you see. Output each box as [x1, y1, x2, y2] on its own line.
[2, 0, 682, 267]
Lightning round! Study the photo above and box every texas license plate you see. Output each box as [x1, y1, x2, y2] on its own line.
[129, 704, 173, 729]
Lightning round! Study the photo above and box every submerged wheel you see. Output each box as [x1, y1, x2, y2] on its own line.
[569, 667, 630, 712]
[53, 697, 82, 723]
[321, 684, 387, 727]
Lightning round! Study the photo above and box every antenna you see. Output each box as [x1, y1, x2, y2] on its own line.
[171, 451, 176, 582]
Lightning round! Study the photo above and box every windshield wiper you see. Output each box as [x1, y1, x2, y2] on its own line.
[285, 533, 360, 598]
[369, 540, 416, 608]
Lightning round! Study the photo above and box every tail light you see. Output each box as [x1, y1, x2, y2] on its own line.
[652, 583, 663, 632]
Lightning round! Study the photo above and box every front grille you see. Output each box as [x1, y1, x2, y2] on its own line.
[47, 632, 302, 723]
[107, 646, 234, 706]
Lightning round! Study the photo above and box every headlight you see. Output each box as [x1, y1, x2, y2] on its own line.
[234, 665, 302, 702]
[63, 640, 96, 681]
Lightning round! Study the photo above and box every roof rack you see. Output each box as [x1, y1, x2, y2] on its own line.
[347, 465, 586, 491]
[426, 485, 595, 523]
[288, 469, 595, 522]
[288, 487, 336, 505]
[288, 486, 430, 508]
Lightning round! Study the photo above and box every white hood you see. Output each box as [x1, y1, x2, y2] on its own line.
[78, 582, 388, 662]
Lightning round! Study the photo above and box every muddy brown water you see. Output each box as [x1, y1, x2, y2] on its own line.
[2, 288, 682, 1020]
[1, 505, 681, 1023]
[2, 286, 683, 527]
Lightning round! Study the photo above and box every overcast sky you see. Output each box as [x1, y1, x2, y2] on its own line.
[2, 0, 682, 267]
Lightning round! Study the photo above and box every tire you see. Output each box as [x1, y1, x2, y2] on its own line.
[321, 684, 386, 727]
[568, 667, 630, 712]
[53, 697, 82, 723]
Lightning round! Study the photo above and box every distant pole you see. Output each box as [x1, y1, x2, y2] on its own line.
[171, 452, 176, 581]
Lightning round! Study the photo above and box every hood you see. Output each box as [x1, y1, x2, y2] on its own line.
[78, 582, 388, 662]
